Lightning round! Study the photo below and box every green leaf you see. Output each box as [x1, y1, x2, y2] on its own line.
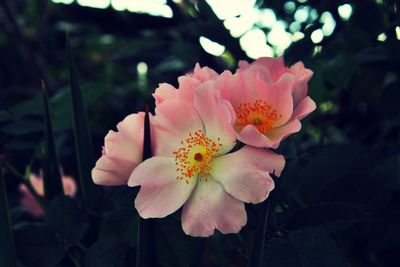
[137, 108, 156, 267]
[45, 195, 88, 248]
[13, 223, 65, 267]
[0, 167, 18, 267]
[67, 35, 100, 210]
[41, 82, 64, 203]
[84, 237, 129, 267]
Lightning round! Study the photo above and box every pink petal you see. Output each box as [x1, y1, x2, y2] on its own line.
[255, 72, 295, 126]
[176, 76, 200, 103]
[237, 125, 273, 148]
[19, 184, 44, 217]
[92, 113, 145, 186]
[191, 63, 219, 81]
[181, 179, 247, 237]
[28, 174, 44, 196]
[152, 98, 204, 156]
[153, 83, 177, 105]
[293, 96, 316, 120]
[194, 82, 236, 154]
[104, 113, 144, 164]
[92, 154, 138, 186]
[128, 157, 196, 218]
[217, 70, 253, 109]
[62, 176, 77, 196]
[290, 62, 314, 105]
[264, 96, 316, 147]
[211, 146, 284, 204]
[265, 119, 302, 147]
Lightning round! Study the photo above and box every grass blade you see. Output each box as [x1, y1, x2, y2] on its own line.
[66, 34, 100, 210]
[0, 166, 18, 267]
[41, 81, 64, 203]
[136, 108, 156, 267]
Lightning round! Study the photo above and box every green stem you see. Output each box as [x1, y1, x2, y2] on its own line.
[247, 198, 272, 267]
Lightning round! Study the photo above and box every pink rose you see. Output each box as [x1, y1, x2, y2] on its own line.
[19, 173, 77, 217]
[217, 57, 316, 148]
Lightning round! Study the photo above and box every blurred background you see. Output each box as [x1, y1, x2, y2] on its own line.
[0, 0, 399, 266]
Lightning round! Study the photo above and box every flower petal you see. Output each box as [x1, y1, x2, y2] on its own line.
[181, 178, 247, 237]
[190, 63, 219, 81]
[292, 96, 316, 120]
[211, 146, 284, 204]
[128, 157, 196, 218]
[265, 96, 316, 146]
[290, 62, 314, 105]
[19, 184, 44, 217]
[237, 124, 273, 148]
[153, 83, 177, 105]
[217, 70, 254, 108]
[62, 176, 77, 196]
[265, 119, 302, 146]
[92, 155, 135, 185]
[152, 99, 204, 156]
[255, 72, 295, 126]
[103, 113, 144, 164]
[194, 81, 236, 154]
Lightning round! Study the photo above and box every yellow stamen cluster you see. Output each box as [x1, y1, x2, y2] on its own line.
[173, 129, 222, 183]
[234, 99, 281, 134]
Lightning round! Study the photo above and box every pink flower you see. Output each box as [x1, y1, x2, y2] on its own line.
[92, 112, 150, 186]
[19, 173, 77, 217]
[128, 83, 285, 237]
[153, 63, 219, 105]
[217, 57, 316, 149]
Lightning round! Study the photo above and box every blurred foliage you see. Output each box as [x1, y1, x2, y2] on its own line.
[0, 0, 399, 266]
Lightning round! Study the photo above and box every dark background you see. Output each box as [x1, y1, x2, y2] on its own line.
[0, 0, 399, 266]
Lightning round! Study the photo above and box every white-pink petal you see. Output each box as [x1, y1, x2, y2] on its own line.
[128, 157, 196, 218]
[181, 178, 247, 237]
[211, 146, 284, 204]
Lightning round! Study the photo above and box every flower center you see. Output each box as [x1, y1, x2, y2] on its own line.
[234, 99, 281, 134]
[173, 129, 222, 183]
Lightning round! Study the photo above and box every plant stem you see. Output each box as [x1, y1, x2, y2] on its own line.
[247, 197, 272, 267]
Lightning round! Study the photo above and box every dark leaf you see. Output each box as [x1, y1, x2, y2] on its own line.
[41, 82, 64, 203]
[264, 228, 347, 267]
[45, 195, 88, 248]
[13, 223, 65, 267]
[285, 203, 371, 232]
[67, 35, 100, 210]
[1, 120, 43, 135]
[100, 209, 138, 247]
[84, 237, 129, 267]
[155, 215, 205, 267]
